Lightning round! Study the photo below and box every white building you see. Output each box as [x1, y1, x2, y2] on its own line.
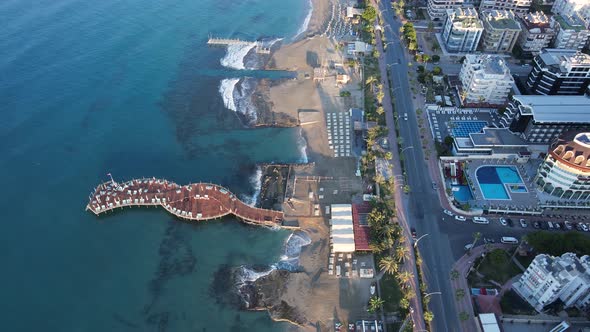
[513, 253, 590, 312]
[552, 0, 590, 23]
[550, 13, 590, 50]
[480, 10, 523, 53]
[480, 0, 532, 15]
[517, 12, 555, 57]
[330, 204, 355, 252]
[427, 0, 477, 21]
[459, 54, 514, 105]
[442, 7, 484, 53]
[535, 131, 590, 201]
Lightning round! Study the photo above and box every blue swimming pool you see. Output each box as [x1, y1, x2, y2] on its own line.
[476, 166, 523, 200]
[452, 185, 473, 203]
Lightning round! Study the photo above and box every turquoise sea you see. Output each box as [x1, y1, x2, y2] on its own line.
[0, 0, 310, 330]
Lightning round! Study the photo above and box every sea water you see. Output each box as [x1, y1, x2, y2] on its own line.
[0, 0, 312, 330]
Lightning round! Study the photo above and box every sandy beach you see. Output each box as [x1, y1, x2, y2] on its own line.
[252, 0, 368, 329]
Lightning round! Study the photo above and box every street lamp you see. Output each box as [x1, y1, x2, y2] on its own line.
[401, 146, 414, 153]
[414, 233, 429, 248]
[424, 291, 442, 298]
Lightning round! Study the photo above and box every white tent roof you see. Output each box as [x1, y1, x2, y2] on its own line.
[331, 204, 355, 252]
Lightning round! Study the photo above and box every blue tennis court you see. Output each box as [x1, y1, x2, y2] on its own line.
[451, 121, 488, 138]
[476, 166, 524, 200]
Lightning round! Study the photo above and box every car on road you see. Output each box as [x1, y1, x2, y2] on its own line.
[564, 221, 573, 230]
[520, 219, 528, 228]
[464, 243, 474, 251]
[499, 217, 508, 226]
[455, 215, 467, 222]
[443, 209, 453, 216]
[506, 218, 514, 227]
[501, 236, 519, 244]
[411, 227, 417, 239]
[432, 182, 438, 190]
[370, 282, 376, 295]
[484, 238, 495, 244]
[473, 216, 489, 224]
[533, 221, 540, 229]
[582, 223, 589, 232]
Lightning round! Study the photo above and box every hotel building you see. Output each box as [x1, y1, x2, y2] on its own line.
[427, 0, 477, 21]
[514, 253, 590, 311]
[535, 131, 590, 200]
[481, 10, 522, 53]
[442, 7, 484, 53]
[550, 13, 590, 50]
[480, 0, 532, 16]
[459, 54, 514, 105]
[526, 48, 590, 95]
[516, 12, 555, 57]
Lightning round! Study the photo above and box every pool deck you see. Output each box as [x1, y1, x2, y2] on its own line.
[463, 159, 541, 211]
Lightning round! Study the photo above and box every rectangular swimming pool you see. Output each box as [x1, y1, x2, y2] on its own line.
[475, 166, 523, 200]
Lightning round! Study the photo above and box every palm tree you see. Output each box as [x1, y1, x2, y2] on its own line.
[366, 75, 377, 86]
[450, 269, 460, 280]
[379, 256, 399, 275]
[424, 311, 434, 323]
[367, 296, 384, 313]
[402, 287, 416, 300]
[470, 232, 482, 251]
[395, 245, 410, 262]
[398, 270, 414, 286]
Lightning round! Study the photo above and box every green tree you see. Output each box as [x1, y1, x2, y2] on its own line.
[459, 311, 470, 321]
[424, 311, 434, 323]
[376, 106, 385, 115]
[398, 270, 414, 286]
[385, 151, 393, 160]
[362, 5, 378, 24]
[376, 90, 385, 103]
[432, 54, 440, 63]
[367, 296, 384, 313]
[395, 245, 410, 262]
[421, 54, 430, 63]
[455, 289, 466, 300]
[366, 75, 377, 86]
[432, 66, 442, 75]
[450, 269, 460, 280]
[489, 249, 507, 266]
[379, 256, 399, 275]
[469, 232, 482, 251]
[400, 297, 410, 309]
[444, 135, 454, 147]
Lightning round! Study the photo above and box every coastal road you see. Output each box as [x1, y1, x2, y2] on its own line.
[375, 1, 461, 331]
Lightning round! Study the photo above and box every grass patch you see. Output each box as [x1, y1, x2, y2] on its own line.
[380, 272, 403, 312]
[500, 290, 536, 315]
[470, 249, 521, 285]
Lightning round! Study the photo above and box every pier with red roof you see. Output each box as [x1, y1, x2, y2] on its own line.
[86, 178, 285, 228]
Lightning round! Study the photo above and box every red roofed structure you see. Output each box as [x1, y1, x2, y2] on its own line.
[352, 203, 372, 251]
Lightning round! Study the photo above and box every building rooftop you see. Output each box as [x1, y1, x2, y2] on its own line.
[512, 95, 590, 124]
[482, 10, 521, 30]
[553, 13, 587, 32]
[550, 131, 590, 171]
[447, 7, 483, 29]
[469, 128, 529, 147]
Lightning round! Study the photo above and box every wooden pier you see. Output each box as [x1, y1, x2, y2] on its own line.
[207, 36, 271, 54]
[86, 178, 285, 228]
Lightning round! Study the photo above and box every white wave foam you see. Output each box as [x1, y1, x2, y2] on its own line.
[237, 265, 276, 283]
[234, 77, 258, 122]
[294, 0, 313, 39]
[244, 166, 262, 207]
[220, 43, 256, 70]
[219, 78, 239, 111]
[298, 127, 309, 163]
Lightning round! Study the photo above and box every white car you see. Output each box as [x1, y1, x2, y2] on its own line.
[473, 216, 489, 224]
[520, 219, 528, 228]
[464, 243, 474, 251]
[443, 209, 454, 216]
[455, 215, 467, 222]
[499, 217, 508, 226]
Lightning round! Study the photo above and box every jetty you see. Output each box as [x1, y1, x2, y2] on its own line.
[86, 178, 285, 228]
[207, 36, 271, 54]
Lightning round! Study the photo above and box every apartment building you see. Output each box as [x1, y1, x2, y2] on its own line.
[427, 0, 478, 21]
[550, 13, 590, 50]
[459, 54, 514, 105]
[500, 95, 590, 144]
[535, 131, 590, 200]
[481, 10, 522, 53]
[513, 253, 590, 311]
[517, 12, 556, 57]
[526, 48, 590, 95]
[442, 7, 484, 52]
[552, 0, 590, 23]
[480, 0, 532, 16]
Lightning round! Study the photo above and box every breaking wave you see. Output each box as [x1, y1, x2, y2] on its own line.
[220, 43, 256, 70]
[219, 78, 239, 112]
[298, 127, 309, 163]
[294, 0, 313, 39]
[243, 166, 262, 207]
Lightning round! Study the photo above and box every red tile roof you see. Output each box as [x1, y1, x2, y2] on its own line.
[352, 203, 372, 251]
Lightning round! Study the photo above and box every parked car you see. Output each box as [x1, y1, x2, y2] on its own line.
[499, 217, 508, 226]
[411, 227, 417, 239]
[548, 221, 554, 230]
[506, 218, 514, 227]
[443, 209, 454, 216]
[520, 219, 528, 228]
[432, 182, 438, 190]
[533, 221, 540, 229]
[582, 223, 589, 232]
[455, 215, 467, 222]
[473, 216, 490, 224]
[370, 282, 376, 295]
[464, 243, 474, 251]
[564, 221, 573, 230]
[348, 323, 355, 332]
[540, 221, 549, 230]
[576, 222, 583, 231]
[554, 222, 562, 230]
[484, 238, 495, 244]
